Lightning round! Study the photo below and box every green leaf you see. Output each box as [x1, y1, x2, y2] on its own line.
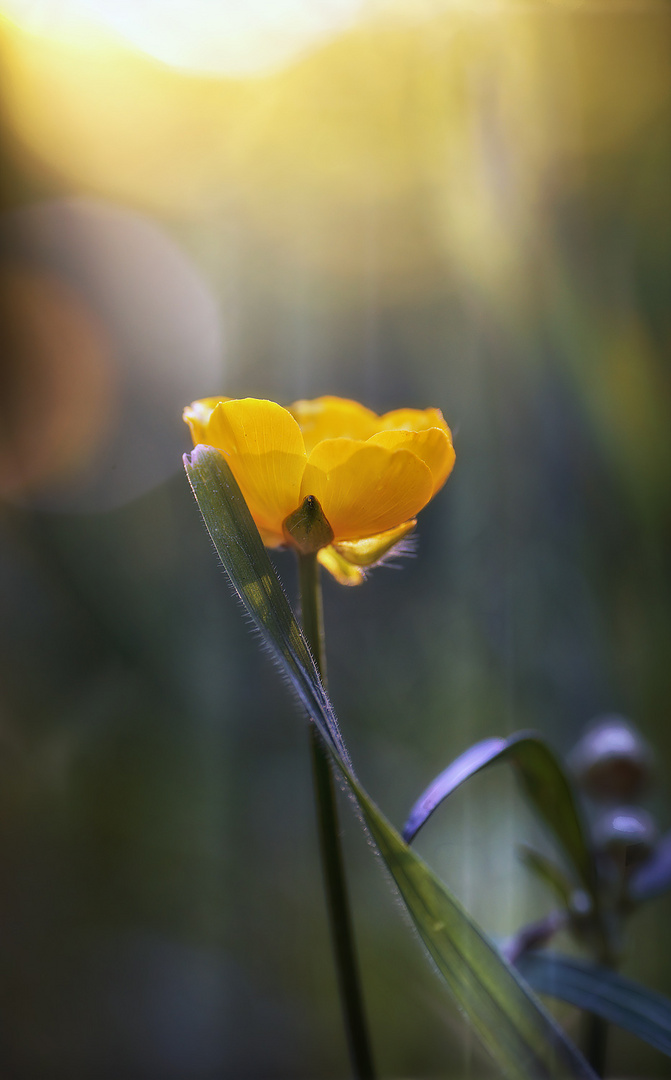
[516, 952, 671, 1058]
[184, 447, 349, 763]
[349, 781, 595, 1079]
[518, 845, 576, 910]
[403, 734, 597, 905]
[184, 445, 596, 1080]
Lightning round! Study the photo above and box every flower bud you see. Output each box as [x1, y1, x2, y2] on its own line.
[282, 495, 334, 555]
[568, 715, 654, 801]
[592, 806, 657, 869]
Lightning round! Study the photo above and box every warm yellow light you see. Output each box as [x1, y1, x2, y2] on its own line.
[2, 0, 668, 310]
[0, 0, 367, 75]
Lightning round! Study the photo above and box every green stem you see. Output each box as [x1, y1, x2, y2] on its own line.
[297, 552, 375, 1080]
[584, 1013, 608, 1078]
[582, 877, 621, 1077]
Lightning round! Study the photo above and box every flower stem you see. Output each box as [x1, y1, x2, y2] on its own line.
[583, 909, 619, 1075]
[297, 551, 375, 1080]
[584, 1013, 608, 1078]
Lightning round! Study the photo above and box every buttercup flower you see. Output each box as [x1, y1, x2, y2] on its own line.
[183, 395, 455, 584]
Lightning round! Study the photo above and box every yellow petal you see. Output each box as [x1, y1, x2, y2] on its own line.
[258, 526, 285, 548]
[379, 406, 450, 434]
[333, 520, 416, 567]
[318, 545, 366, 586]
[368, 427, 455, 495]
[183, 396, 230, 444]
[288, 396, 378, 454]
[205, 399, 307, 535]
[301, 438, 433, 541]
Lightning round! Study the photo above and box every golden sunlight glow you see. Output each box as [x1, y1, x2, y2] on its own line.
[1, 0, 668, 304]
[0, 0, 367, 75]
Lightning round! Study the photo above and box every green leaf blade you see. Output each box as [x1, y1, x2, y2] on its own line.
[517, 952, 671, 1058]
[349, 780, 596, 1080]
[184, 446, 349, 763]
[184, 444, 596, 1080]
[403, 734, 597, 903]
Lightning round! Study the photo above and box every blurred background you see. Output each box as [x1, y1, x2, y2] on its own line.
[0, 0, 670, 1076]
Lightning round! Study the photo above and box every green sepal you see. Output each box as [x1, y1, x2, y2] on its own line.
[283, 494, 334, 554]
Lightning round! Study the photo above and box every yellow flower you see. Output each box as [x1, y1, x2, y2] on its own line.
[183, 395, 455, 585]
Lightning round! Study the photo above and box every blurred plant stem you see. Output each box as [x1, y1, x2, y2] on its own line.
[583, 908, 620, 1075]
[297, 551, 375, 1080]
[584, 1013, 608, 1078]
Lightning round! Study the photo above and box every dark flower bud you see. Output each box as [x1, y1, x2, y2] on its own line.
[568, 715, 654, 801]
[282, 495, 334, 554]
[593, 806, 657, 870]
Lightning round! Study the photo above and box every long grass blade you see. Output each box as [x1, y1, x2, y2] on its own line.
[517, 952, 671, 1058]
[403, 734, 597, 902]
[184, 445, 596, 1080]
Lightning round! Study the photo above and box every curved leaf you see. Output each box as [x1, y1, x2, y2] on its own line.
[517, 845, 576, 910]
[629, 830, 671, 902]
[351, 786, 595, 1080]
[403, 734, 597, 902]
[516, 952, 671, 1058]
[184, 445, 596, 1080]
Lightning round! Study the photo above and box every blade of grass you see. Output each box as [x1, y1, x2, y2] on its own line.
[403, 734, 597, 904]
[346, 776, 595, 1079]
[516, 952, 671, 1058]
[184, 445, 596, 1080]
[184, 447, 347, 760]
